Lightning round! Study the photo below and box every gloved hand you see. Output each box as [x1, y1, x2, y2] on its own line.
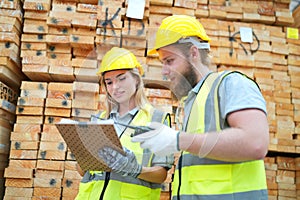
[131, 122, 180, 157]
[98, 147, 142, 178]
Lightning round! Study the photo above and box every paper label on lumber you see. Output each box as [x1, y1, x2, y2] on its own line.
[55, 119, 124, 171]
[126, 0, 145, 19]
[287, 27, 299, 39]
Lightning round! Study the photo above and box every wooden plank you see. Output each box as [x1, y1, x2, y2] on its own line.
[23, 19, 48, 34]
[0, 108, 16, 122]
[77, 3, 98, 13]
[16, 116, 44, 124]
[9, 150, 38, 159]
[4, 167, 33, 179]
[45, 98, 72, 108]
[10, 131, 40, 141]
[71, 58, 97, 69]
[16, 106, 44, 115]
[35, 169, 63, 179]
[0, 99, 16, 114]
[21, 42, 47, 51]
[149, 0, 173, 6]
[48, 26, 72, 35]
[48, 65, 75, 82]
[20, 50, 47, 58]
[4, 187, 33, 198]
[22, 64, 52, 82]
[5, 178, 33, 188]
[44, 107, 71, 117]
[0, 8, 23, 22]
[10, 141, 39, 150]
[0, 32, 20, 46]
[71, 108, 98, 118]
[73, 67, 100, 83]
[47, 44, 71, 54]
[0, 16, 22, 33]
[17, 97, 44, 107]
[47, 82, 73, 99]
[44, 116, 64, 124]
[47, 16, 72, 28]
[72, 16, 97, 29]
[69, 35, 94, 49]
[21, 33, 47, 43]
[37, 160, 64, 171]
[122, 19, 147, 39]
[8, 160, 36, 169]
[64, 169, 82, 180]
[20, 81, 47, 91]
[33, 177, 62, 188]
[41, 124, 64, 142]
[73, 47, 97, 59]
[23, 0, 51, 12]
[37, 150, 66, 160]
[24, 10, 49, 20]
[13, 123, 41, 133]
[33, 187, 61, 198]
[46, 35, 70, 45]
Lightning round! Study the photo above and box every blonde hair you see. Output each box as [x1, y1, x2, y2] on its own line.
[100, 68, 150, 118]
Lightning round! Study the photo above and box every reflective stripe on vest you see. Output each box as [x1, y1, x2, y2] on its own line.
[76, 104, 168, 200]
[172, 71, 268, 200]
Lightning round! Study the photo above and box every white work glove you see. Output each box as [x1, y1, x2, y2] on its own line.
[131, 122, 180, 157]
[98, 147, 142, 178]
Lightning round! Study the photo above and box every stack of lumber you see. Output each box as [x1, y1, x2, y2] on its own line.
[0, 0, 26, 92]
[3, 80, 99, 199]
[265, 156, 300, 199]
[0, 81, 17, 199]
[0, 0, 299, 199]
[292, 4, 300, 28]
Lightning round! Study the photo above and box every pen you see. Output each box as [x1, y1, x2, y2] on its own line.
[91, 115, 154, 137]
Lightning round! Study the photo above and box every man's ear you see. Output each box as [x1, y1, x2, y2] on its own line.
[190, 45, 199, 59]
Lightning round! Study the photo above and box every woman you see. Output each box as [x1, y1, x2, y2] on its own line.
[75, 47, 173, 200]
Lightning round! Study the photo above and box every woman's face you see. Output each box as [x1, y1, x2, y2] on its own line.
[104, 70, 138, 106]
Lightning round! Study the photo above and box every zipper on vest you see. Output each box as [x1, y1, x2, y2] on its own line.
[99, 172, 110, 200]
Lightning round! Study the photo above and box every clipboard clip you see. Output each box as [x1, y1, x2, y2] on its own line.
[91, 115, 154, 137]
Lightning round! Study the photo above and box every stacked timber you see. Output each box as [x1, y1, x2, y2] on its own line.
[0, 0, 299, 199]
[265, 156, 300, 199]
[0, 0, 26, 92]
[292, 5, 300, 28]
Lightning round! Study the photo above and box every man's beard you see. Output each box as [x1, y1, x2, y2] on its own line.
[171, 63, 198, 99]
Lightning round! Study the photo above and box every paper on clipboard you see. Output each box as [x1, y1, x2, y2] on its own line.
[55, 118, 124, 172]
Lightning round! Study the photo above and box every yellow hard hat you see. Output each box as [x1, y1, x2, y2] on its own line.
[148, 15, 210, 55]
[98, 47, 144, 75]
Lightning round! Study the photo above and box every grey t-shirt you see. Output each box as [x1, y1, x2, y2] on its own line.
[182, 72, 267, 131]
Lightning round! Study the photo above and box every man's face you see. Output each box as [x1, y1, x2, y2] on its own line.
[158, 45, 199, 99]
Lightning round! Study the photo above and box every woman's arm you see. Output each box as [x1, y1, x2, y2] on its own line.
[138, 166, 168, 183]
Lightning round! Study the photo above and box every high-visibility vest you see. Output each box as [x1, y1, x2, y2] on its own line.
[76, 104, 170, 200]
[172, 71, 268, 200]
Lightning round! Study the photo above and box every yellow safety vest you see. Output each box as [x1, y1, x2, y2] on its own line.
[76, 104, 170, 200]
[172, 71, 268, 200]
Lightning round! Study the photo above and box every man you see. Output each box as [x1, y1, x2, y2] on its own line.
[132, 15, 269, 199]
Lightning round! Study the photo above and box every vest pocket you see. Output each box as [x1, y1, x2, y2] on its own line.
[187, 164, 232, 195]
[120, 183, 151, 199]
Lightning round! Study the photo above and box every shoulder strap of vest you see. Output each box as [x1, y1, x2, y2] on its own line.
[90, 111, 105, 122]
[152, 108, 171, 127]
[214, 70, 260, 129]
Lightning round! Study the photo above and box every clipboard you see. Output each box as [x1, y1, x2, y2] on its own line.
[55, 118, 124, 172]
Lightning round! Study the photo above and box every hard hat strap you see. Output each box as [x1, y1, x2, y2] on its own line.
[178, 37, 210, 50]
